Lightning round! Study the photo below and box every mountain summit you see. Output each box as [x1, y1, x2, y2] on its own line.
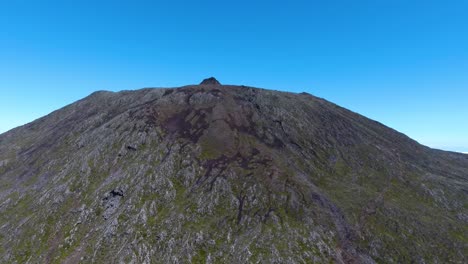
[200, 77, 221, 85]
[0, 81, 466, 263]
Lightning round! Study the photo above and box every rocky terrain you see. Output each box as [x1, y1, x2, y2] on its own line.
[0, 78, 467, 263]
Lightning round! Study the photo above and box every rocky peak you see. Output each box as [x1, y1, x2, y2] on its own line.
[200, 77, 221, 86]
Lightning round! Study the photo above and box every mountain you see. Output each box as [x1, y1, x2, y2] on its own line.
[0, 78, 467, 263]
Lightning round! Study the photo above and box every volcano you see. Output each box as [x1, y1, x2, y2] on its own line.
[0, 78, 466, 263]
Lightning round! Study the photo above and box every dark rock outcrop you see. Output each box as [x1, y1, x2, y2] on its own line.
[200, 77, 221, 85]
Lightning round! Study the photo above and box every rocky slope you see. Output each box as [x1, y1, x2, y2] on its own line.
[0, 78, 467, 263]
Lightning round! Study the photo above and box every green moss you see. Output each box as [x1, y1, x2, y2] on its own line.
[199, 139, 223, 160]
[192, 248, 208, 264]
[333, 158, 350, 176]
[172, 178, 187, 207]
[95, 206, 103, 216]
[68, 177, 82, 192]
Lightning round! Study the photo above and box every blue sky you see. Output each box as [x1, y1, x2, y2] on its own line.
[0, 0, 467, 152]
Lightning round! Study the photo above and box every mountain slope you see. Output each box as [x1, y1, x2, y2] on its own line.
[0, 79, 467, 263]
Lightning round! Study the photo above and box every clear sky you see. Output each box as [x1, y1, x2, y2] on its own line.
[0, 0, 467, 153]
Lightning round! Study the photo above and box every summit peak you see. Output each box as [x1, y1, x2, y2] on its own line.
[200, 77, 221, 86]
